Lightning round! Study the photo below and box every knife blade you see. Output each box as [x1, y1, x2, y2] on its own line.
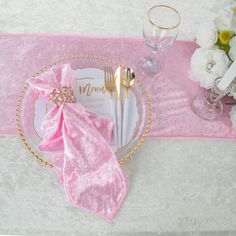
[114, 66, 122, 147]
[115, 66, 121, 99]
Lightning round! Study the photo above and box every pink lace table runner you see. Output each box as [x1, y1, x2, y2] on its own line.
[1, 34, 236, 140]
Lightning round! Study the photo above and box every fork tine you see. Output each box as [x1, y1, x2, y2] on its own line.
[107, 66, 110, 86]
[106, 67, 110, 87]
[104, 66, 113, 97]
[109, 66, 114, 87]
[109, 66, 112, 87]
[109, 66, 112, 80]
[105, 67, 109, 88]
[104, 67, 107, 88]
[110, 66, 114, 77]
[104, 67, 106, 87]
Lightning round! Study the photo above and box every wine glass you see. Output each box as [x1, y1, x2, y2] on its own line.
[138, 4, 181, 77]
[191, 78, 229, 121]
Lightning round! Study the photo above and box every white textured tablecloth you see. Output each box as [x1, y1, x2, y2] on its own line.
[0, 0, 236, 235]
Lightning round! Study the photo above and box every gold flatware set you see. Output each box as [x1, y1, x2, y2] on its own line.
[104, 66, 135, 148]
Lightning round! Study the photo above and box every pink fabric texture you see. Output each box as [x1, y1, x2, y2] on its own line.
[1, 34, 236, 140]
[27, 63, 127, 221]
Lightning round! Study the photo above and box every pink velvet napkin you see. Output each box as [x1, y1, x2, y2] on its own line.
[27, 63, 127, 221]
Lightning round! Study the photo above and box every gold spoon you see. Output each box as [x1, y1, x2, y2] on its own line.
[122, 68, 135, 98]
[121, 67, 135, 146]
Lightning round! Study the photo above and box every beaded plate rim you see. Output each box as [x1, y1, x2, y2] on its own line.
[15, 54, 152, 168]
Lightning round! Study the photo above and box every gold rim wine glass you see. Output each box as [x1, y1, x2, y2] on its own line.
[138, 5, 181, 77]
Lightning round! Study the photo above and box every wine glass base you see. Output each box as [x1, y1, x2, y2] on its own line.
[191, 94, 223, 121]
[138, 57, 162, 77]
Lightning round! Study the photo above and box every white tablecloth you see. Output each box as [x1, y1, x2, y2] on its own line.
[0, 0, 236, 235]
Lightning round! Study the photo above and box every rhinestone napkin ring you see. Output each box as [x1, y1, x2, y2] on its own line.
[50, 86, 76, 105]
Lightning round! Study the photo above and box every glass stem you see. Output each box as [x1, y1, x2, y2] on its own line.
[207, 91, 224, 106]
[207, 78, 228, 106]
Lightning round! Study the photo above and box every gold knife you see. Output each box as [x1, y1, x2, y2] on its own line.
[115, 66, 122, 148]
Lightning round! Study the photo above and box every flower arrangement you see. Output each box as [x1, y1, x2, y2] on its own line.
[190, 1, 236, 127]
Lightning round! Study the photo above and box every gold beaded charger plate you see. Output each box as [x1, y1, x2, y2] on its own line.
[16, 55, 151, 168]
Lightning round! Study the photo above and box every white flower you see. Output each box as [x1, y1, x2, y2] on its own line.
[190, 48, 230, 89]
[229, 36, 236, 61]
[215, 3, 236, 32]
[230, 106, 236, 129]
[196, 22, 218, 48]
[213, 0, 235, 12]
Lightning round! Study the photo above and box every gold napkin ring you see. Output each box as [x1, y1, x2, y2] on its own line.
[50, 86, 76, 105]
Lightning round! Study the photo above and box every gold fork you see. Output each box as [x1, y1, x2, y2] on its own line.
[104, 66, 118, 147]
[104, 66, 116, 98]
